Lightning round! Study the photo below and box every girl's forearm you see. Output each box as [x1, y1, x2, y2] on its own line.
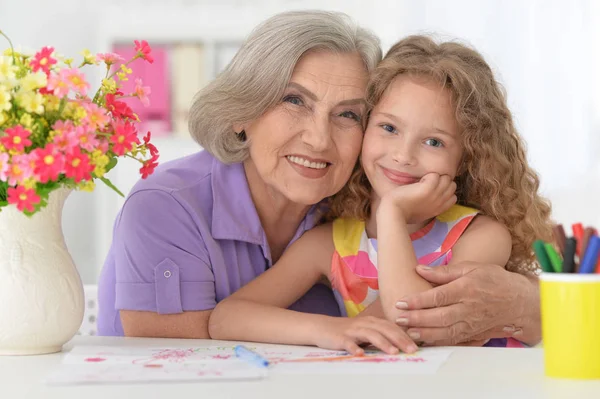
[377, 202, 433, 322]
[208, 299, 329, 345]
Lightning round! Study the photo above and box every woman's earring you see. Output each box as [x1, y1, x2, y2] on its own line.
[235, 130, 247, 142]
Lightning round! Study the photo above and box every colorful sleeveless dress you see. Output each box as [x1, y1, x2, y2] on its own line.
[329, 204, 525, 348]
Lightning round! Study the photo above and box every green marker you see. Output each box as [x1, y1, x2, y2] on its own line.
[533, 240, 553, 273]
[544, 243, 563, 273]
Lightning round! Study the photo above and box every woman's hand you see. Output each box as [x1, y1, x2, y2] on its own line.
[394, 262, 541, 346]
[314, 316, 418, 355]
[380, 173, 457, 224]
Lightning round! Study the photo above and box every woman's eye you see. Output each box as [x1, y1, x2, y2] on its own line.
[283, 95, 304, 106]
[339, 111, 361, 122]
[425, 138, 444, 147]
[380, 124, 396, 134]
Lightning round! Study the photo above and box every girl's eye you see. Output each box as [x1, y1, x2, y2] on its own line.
[425, 138, 444, 147]
[380, 124, 396, 134]
[339, 111, 361, 122]
[283, 95, 304, 106]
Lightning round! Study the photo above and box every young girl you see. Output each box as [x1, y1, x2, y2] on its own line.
[209, 35, 553, 355]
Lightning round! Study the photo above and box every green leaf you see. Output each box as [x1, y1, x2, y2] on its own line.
[105, 157, 118, 173]
[99, 177, 124, 197]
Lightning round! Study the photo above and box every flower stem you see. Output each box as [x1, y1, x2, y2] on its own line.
[0, 29, 16, 64]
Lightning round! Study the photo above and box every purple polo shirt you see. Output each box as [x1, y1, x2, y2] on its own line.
[97, 150, 341, 336]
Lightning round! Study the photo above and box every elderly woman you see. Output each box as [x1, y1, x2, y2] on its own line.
[97, 10, 542, 348]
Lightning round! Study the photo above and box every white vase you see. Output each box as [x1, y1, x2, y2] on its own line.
[0, 188, 84, 355]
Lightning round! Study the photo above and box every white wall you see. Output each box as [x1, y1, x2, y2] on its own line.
[1, 0, 599, 282]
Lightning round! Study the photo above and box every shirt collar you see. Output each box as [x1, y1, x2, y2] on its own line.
[210, 157, 323, 262]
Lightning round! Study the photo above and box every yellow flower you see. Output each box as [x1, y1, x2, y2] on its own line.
[16, 91, 44, 114]
[19, 71, 48, 92]
[78, 180, 96, 192]
[0, 85, 12, 112]
[120, 64, 132, 75]
[44, 94, 61, 112]
[101, 78, 117, 93]
[116, 71, 128, 81]
[0, 112, 7, 125]
[0, 55, 17, 80]
[19, 113, 34, 128]
[73, 105, 87, 122]
[80, 49, 98, 65]
[64, 58, 74, 67]
[22, 178, 37, 190]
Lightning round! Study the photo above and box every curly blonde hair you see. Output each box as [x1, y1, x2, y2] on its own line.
[327, 35, 554, 274]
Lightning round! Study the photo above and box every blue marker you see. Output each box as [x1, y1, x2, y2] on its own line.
[579, 235, 600, 274]
[234, 345, 269, 368]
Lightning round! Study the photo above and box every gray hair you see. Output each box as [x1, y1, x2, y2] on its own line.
[188, 10, 382, 163]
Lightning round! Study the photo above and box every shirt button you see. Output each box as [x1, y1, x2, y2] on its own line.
[163, 270, 172, 278]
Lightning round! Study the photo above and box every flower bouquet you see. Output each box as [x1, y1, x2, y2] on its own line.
[0, 31, 159, 214]
[0, 30, 159, 355]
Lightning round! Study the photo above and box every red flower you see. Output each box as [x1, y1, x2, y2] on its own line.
[110, 121, 138, 156]
[7, 186, 41, 213]
[30, 46, 57, 75]
[64, 147, 94, 182]
[33, 144, 65, 183]
[134, 40, 153, 64]
[105, 92, 136, 120]
[143, 131, 159, 156]
[140, 154, 159, 179]
[1, 125, 32, 153]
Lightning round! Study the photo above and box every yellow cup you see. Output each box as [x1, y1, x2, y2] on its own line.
[540, 272, 600, 379]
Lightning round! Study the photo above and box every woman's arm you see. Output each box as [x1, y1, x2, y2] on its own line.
[394, 217, 542, 346]
[399, 263, 540, 346]
[110, 190, 217, 339]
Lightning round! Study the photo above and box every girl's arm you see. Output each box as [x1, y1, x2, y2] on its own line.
[209, 224, 418, 354]
[208, 224, 333, 344]
[376, 174, 457, 323]
[445, 215, 511, 266]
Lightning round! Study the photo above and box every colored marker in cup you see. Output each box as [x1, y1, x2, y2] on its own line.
[579, 235, 600, 274]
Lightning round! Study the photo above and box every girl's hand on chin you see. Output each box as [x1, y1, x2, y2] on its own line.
[380, 173, 457, 224]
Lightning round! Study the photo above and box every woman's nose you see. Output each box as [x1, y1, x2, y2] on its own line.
[301, 114, 332, 152]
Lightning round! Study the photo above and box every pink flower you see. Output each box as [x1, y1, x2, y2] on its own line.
[33, 144, 65, 183]
[105, 92, 136, 120]
[52, 122, 79, 153]
[143, 131, 159, 156]
[96, 138, 109, 153]
[134, 40, 153, 63]
[30, 46, 57, 75]
[96, 52, 124, 65]
[62, 68, 90, 95]
[52, 120, 76, 135]
[75, 125, 100, 152]
[0, 153, 9, 182]
[1, 125, 32, 153]
[140, 153, 159, 179]
[81, 102, 110, 130]
[7, 186, 41, 213]
[47, 71, 70, 98]
[110, 121, 138, 155]
[64, 147, 94, 182]
[6, 153, 35, 186]
[134, 78, 151, 107]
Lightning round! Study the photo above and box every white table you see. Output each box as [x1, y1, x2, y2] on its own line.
[2, 336, 599, 399]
